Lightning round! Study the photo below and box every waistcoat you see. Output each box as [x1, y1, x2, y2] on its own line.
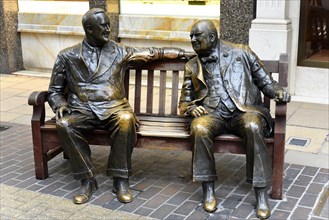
[202, 61, 236, 118]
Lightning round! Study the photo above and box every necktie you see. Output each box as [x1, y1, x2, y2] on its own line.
[89, 48, 99, 73]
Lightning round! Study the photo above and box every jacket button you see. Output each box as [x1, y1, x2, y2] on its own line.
[223, 52, 229, 57]
[236, 57, 241, 61]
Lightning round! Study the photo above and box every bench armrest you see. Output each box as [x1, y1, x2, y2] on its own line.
[28, 91, 48, 106]
[28, 91, 49, 126]
[274, 102, 287, 134]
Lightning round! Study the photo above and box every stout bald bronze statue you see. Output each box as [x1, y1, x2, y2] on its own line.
[179, 20, 291, 219]
[48, 8, 193, 205]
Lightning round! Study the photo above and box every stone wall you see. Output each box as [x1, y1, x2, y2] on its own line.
[220, 0, 254, 45]
[0, 0, 23, 74]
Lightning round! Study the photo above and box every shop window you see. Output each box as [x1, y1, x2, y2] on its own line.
[298, 0, 329, 68]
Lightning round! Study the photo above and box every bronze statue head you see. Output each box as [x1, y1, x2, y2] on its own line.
[190, 20, 218, 57]
[82, 8, 111, 47]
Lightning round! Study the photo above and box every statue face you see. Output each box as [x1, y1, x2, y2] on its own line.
[190, 23, 214, 56]
[86, 12, 110, 46]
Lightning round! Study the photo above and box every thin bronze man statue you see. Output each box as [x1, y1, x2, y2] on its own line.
[48, 8, 193, 205]
[179, 20, 291, 219]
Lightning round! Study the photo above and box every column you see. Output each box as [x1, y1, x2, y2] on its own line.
[0, 0, 23, 74]
[89, 0, 119, 42]
[249, 0, 292, 60]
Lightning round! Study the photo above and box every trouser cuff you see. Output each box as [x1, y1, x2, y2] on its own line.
[246, 177, 271, 188]
[73, 170, 94, 180]
[107, 168, 132, 178]
[193, 174, 218, 182]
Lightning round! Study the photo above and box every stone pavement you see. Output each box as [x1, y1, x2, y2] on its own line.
[1, 74, 329, 219]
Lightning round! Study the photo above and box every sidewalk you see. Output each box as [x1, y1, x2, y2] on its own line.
[1, 73, 328, 219]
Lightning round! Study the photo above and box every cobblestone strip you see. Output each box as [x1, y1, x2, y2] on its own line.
[0, 184, 151, 219]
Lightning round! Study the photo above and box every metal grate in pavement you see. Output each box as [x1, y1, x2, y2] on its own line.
[0, 125, 11, 132]
[287, 137, 310, 147]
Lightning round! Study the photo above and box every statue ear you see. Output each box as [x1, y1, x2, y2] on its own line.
[210, 33, 216, 43]
[85, 24, 93, 34]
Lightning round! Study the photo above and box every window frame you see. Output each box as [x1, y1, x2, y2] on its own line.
[297, 0, 329, 69]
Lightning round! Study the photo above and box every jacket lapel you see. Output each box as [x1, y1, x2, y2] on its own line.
[72, 43, 90, 81]
[219, 41, 232, 79]
[94, 41, 118, 78]
[196, 57, 207, 86]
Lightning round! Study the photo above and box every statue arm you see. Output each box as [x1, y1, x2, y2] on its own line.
[245, 47, 291, 103]
[179, 65, 198, 116]
[48, 54, 69, 113]
[125, 47, 195, 63]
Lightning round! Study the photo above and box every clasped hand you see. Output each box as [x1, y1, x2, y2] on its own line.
[191, 106, 208, 117]
[274, 90, 291, 103]
[56, 106, 72, 120]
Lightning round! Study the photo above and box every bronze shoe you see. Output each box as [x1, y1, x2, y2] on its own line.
[113, 177, 133, 203]
[255, 187, 271, 219]
[73, 178, 98, 204]
[202, 181, 217, 212]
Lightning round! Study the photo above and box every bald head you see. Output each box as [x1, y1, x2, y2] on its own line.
[190, 20, 219, 56]
[81, 8, 110, 47]
[192, 20, 218, 40]
[82, 8, 106, 31]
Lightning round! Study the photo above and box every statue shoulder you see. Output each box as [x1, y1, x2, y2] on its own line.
[186, 56, 198, 68]
[58, 43, 81, 57]
[220, 40, 256, 60]
[187, 56, 198, 65]
[220, 40, 251, 52]
[105, 40, 126, 56]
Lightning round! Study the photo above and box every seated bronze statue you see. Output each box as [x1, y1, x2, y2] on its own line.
[48, 8, 193, 205]
[179, 20, 291, 219]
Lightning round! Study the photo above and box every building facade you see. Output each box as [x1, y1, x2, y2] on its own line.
[2, 0, 328, 104]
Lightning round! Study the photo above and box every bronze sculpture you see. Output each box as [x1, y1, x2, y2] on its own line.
[48, 8, 193, 205]
[179, 20, 291, 219]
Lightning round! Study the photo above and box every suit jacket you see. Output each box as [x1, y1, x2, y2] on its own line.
[179, 40, 282, 134]
[48, 40, 183, 120]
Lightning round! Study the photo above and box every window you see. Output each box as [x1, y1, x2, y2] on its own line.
[298, 0, 329, 68]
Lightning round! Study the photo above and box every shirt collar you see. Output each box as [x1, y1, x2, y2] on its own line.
[200, 48, 219, 63]
[82, 40, 101, 54]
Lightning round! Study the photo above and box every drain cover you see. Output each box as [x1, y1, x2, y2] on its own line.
[287, 137, 310, 147]
[0, 125, 11, 132]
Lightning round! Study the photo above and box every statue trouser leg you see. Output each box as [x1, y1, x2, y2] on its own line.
[190, 114, 225, 212]
[56, 113, 96, 180]
[104, 108, 137, 203]
[56, 112, 98, 204]
[231, 112, 271, 219]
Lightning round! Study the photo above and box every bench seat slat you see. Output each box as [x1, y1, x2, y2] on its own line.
[137, 115, 189, 123]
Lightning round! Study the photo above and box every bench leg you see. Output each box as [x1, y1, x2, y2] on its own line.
[63, 151, 69, 159]
[271, 133, 285, 199]
[31, 124, 49, 179]
[33, 149, 49, 180]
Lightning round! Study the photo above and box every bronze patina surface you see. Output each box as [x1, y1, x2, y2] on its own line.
[48, 8, 193, 205]
[179, 19, 291, 218]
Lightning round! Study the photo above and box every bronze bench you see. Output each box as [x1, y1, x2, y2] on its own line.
[28, 54, 288, 200]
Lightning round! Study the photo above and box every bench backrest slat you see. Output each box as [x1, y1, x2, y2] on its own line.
[159, 70, 167, 116]
[171, 70, 180, 116]
[124, 55, 287, 117]
[134, 69, 142, 113]
[146, 70, 154, 114]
